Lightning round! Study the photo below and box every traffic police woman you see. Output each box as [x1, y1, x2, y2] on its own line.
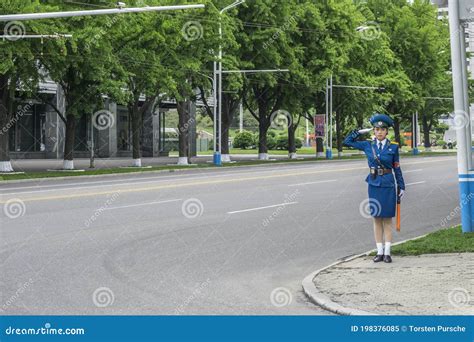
[343, 114, 405, 263]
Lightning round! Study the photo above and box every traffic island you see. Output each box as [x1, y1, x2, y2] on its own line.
[303, 226, 474, 315]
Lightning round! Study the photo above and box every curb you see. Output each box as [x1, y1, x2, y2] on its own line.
[0, 157, 367, 185]
[1, 153, 455, 185]
[302, 232, 430, 315]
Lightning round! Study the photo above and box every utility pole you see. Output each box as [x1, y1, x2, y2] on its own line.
[214, 0, 245, 166]
[448, 0, 473, 233]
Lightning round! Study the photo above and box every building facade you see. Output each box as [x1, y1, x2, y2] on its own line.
[9, 80, 199, 160]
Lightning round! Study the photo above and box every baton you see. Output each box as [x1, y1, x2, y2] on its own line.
[396, 186, 401, 231]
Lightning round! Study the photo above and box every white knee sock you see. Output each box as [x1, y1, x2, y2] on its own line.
[376, 243, 384, 255]
[384, 242, 391, 256]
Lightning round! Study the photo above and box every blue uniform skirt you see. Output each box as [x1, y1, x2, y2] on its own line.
[368, 185, 396, 218]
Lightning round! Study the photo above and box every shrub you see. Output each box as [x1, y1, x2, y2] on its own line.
[233, 131, 254, 149]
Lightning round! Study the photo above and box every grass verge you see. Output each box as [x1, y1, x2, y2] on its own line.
[369, 226, 474, 256]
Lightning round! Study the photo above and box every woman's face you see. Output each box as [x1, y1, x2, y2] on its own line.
[374, 127, 388, 140]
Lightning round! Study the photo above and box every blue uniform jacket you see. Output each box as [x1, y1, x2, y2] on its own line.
[343, 130, 405, 190]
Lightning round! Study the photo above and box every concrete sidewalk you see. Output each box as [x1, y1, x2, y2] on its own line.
[303, 253, 473, 315]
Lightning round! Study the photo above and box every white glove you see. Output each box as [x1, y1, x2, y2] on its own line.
[358, 128, 372, 134]
[399, 189, 405, 199]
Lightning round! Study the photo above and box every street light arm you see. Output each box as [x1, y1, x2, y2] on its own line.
[220, 0, 245, 14]
[0, 4, 205, 21]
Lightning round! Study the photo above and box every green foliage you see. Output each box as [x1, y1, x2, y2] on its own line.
[233, 130, 254, 149]
[0, 0, 454, 161]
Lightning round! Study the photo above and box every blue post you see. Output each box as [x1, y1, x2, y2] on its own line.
[458, 176, 474, 232]
[326, 146, 332, 159]
[449, 0, 473, 233]
[213, 152, 222, 166]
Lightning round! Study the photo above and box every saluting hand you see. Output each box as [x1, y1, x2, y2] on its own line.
[357, 128, 372, 134]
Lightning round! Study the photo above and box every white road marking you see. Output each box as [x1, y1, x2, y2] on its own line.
[0, 158, 451, 195]
[104, 199, 182, 210]
[405, 181, 426, 186]
[404, 169, 423, 173]
[0, 165, 334, 195]
[288, 179, 337, 187]
[227, 202, 298, 215]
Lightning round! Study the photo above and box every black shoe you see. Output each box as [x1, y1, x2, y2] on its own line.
[373, 254, 384, 262]
[383, 255, 392, 263]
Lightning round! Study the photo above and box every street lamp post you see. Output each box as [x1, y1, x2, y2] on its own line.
[448, 0, 473, 233]
[214, 0, 245, 166]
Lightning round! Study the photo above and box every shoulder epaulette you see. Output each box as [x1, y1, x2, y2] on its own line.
[391, 142, 399, 145]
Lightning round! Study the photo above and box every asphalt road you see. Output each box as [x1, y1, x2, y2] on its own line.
[0, 155, 460, 315]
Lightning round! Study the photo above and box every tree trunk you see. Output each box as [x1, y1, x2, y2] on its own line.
[288, 124, 297, 159]
[221, 126, 230, 160]
[316, 137, 324, 157]
[336, 110, 343, 157]
[221, 94, 240, 163]
[421, 112, 431, 149]
[221, 96, 231, 162]
[393, 117, 401, 145]
[177, 100, 190, 165]
[257, 98, 270, 160]
[258, 121, 269, 159]
[0, 117, 13, 172]
[63, 113, 76, 170]
[0, 74, 14, 172]
[130, 103, 142, 167]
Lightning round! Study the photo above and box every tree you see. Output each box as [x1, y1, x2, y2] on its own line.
[237, 0, 359, 159]
[109, 0, 173, 167]
[39, 1, 123, 169]
[0, 0, 52, 172]
[367, 0, 450, 146]
[161, 0, 220, 165]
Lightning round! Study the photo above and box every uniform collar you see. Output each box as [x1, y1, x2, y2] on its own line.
[374, 138, 388, 149]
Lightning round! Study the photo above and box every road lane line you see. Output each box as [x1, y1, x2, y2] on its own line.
[405, 181, 426, 186]
[288, 179, 337, 187]
[0, 158, 451, 194]
[227, 202, 298, 215]
[104, 199, 182, 210]
[404, 169, 423, 173]
[0, 163, 351, 194]
[0, 158, 452, 203]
